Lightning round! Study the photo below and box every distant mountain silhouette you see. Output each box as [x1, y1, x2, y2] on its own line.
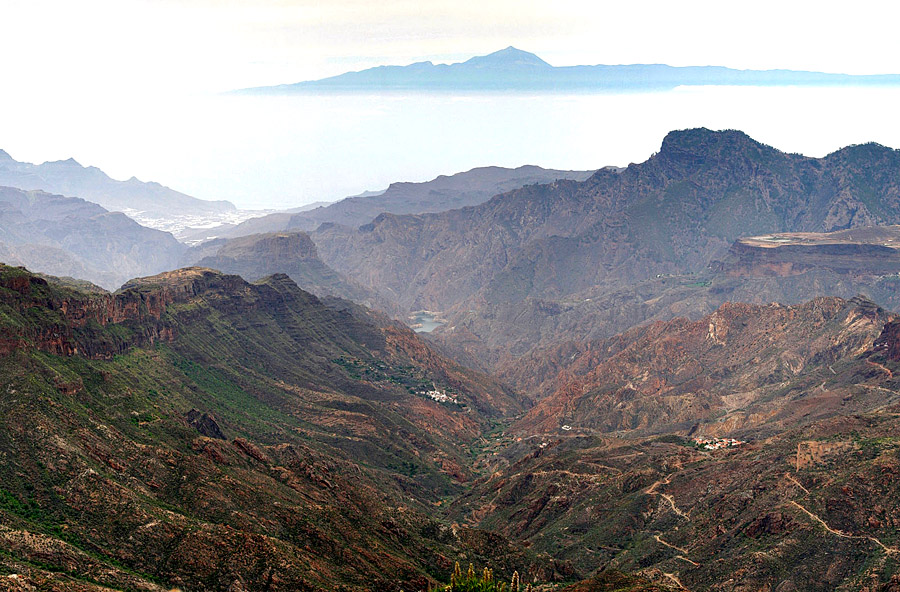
[241, 47, 900, 93]
[0, 150, 234, 218]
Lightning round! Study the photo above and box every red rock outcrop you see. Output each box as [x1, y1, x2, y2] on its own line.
[0, 267, 233, 359]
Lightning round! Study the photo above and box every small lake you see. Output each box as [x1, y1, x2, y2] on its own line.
[409, 311, 445, 333]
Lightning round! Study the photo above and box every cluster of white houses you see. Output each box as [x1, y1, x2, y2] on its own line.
[692, 436, 745, 450]
[421, 387, 458, 404]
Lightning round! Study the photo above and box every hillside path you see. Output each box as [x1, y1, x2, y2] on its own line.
[789, 500, 900, 555]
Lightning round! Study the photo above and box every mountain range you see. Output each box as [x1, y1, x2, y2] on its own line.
[7, 126, 900, 591]
[306, 128, 900, 368]
[4, 264, 900, 590]
[242, 47, 900, 93]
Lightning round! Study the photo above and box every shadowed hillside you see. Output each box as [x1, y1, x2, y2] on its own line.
[0, 264, 549, 591]
[314, 129, 900, 316]
[182, 231, 395, 312]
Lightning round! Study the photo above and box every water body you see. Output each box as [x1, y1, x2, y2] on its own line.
[5, 86, 900, 210]
[409, 311, 445, 333]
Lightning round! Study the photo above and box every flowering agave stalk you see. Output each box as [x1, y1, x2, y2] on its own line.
[444, 563, 525, 592]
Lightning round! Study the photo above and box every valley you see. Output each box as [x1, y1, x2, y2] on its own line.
[3, 128, 900, 591]
[7, 0, 900, 586]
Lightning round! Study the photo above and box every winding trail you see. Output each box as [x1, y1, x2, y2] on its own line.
[867, 360, 894, 379]
[532, 469, 602, 482]
[785, 473, 810, 495]
[644, 474, 671, 495]
[661, 493, 691, 520]
[789, 501, 852, 538]
[645, 474, 691, 520]
[654, 534, 688, 554]
[646, 473, 698, 590]
[663, 572, 688, 590]
[789, 501, 900, 555]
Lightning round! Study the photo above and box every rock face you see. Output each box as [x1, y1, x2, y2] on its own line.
[0, 265, 191, 358]
[721, 226, 900, 277]
[875, 320, 900, 362]
[184, 231, 393, 312]
[186, 409, 227, 440]
[313, 129, 900, 318]
[511, 297, 897, 437]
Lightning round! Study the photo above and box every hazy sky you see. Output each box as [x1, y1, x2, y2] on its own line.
[3, 0, 900, 209]
[4, 0, 900, 95]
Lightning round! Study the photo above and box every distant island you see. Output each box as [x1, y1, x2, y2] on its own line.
[239, 46, 900, 93]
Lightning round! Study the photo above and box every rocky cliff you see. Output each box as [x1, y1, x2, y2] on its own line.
[314, 129, 900, 317]
[184, 231, 395, 312]
[721, 226, 900, 277]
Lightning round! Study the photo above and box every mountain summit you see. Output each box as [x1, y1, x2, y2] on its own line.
[462, 46, 551, 69]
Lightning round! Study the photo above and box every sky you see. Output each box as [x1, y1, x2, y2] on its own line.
[4, 0, 900, 95]
[2, 0, 900, 210]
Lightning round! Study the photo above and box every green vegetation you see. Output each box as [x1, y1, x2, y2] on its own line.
[0, 265, 537, 591]
[439, 563, 529, 592]
[334, 356, 435, 391]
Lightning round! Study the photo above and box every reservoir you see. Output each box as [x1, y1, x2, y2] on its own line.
[409, 311, 445, 333]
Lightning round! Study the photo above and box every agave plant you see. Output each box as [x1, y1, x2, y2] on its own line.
[441, 563, 530, 592]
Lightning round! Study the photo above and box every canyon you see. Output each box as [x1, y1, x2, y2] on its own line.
[4, 128, 900, 590]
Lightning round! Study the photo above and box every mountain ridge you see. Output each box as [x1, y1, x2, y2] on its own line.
[312, 127, 900, 315]
[4, 266, 900, 589]
[0, 263, 551, 590]
[183, 231, 396, 312]
[210, 164, 596, 239]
